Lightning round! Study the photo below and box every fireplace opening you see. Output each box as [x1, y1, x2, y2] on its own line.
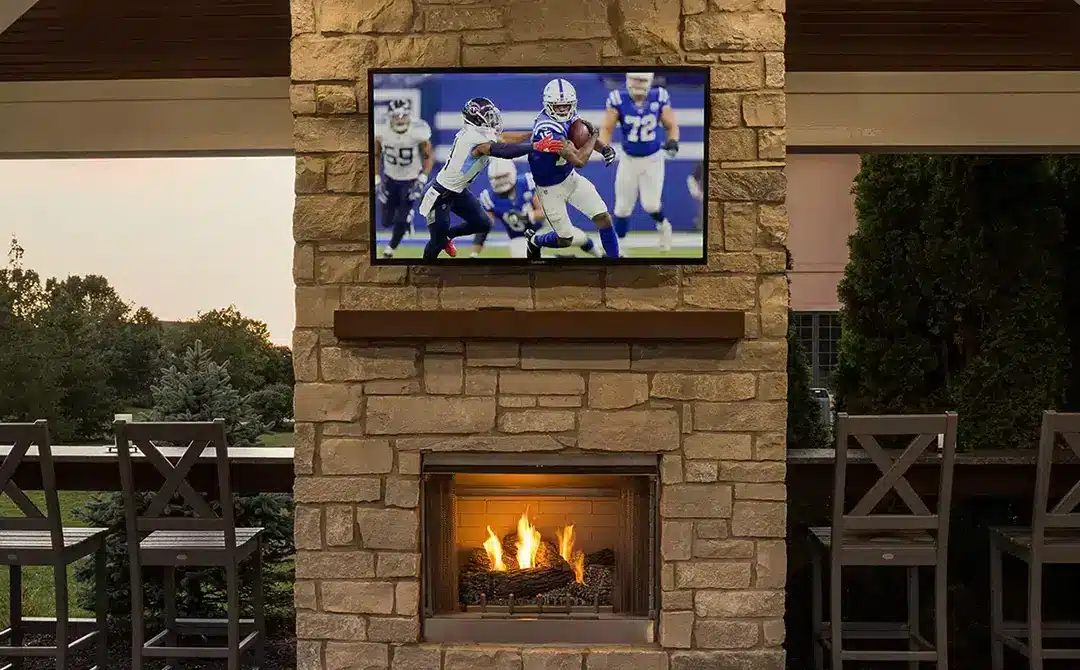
[421, 453, 659, 645]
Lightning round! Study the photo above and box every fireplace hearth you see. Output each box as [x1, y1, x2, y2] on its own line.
[421, 453, 659, 644]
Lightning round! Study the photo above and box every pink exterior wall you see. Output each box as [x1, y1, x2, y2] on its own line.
[786, 154, 860, 312]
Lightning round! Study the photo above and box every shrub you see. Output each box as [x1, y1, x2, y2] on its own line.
[836, 155, 1068, 448]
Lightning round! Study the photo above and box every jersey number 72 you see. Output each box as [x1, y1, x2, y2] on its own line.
[625, 114, 658, 143]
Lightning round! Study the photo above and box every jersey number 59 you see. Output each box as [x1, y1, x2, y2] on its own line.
[383, 146, 414, 167]
[625, 114, 658, 143]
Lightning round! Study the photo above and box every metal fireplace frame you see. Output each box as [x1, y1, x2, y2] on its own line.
[420, 452, 660, 645]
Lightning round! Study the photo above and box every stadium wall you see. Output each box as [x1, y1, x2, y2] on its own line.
[291, 1, 789, 669]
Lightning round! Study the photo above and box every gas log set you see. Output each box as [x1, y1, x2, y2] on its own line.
[459, 509, 616, 608]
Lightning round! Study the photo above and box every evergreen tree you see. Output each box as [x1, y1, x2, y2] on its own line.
[1051, 156, 1080, 411]
[836, 155, 1067, 448]
[151, 340, 265, 446]
[787, 314, 830, 449]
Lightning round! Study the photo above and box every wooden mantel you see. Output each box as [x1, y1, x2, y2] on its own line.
[333, 309, 746, 342]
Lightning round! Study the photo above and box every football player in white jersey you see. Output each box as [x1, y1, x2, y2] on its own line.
[417, 97, 564, 260]
[375, 99, 434, 258]
[600, 72, 681, 251]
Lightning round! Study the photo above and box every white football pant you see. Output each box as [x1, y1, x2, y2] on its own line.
[614, 151, 665, 218]
[535, 171, 607, 240]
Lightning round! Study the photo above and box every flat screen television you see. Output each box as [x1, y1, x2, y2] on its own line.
[368, 66, 709, 265]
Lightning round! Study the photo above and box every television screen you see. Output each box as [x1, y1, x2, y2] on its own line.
[368, 67, 709, 265]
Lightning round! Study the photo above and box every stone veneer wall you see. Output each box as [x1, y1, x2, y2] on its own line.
[290, 0, 789, 669]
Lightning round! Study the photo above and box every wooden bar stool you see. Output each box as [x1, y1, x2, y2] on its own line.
[0, 420, 109, 670]
[809, 412, 958, 669]
[989, 410, 1080, 670]
[114, 419, 265, 670]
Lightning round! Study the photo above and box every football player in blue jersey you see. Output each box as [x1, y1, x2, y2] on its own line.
[599, 72, 681, 251]
[416, 97, 565, 261]
[471, 159, 600, 258]
[523, 78, 620, 260]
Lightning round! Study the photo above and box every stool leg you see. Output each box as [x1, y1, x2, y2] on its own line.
[907, 566, 920, 670]
[811, 548, 824, 670]
[989, 539, 1004, 670]
[130, 553, 145, 670]
[54, 562, 69, 669]
[164, 567, 183, 669]
[95, 548, 108, 670]
[253, 539, 266, 668]
[9, 565, 22, 670]
[226, 561, 241, 670]
[830, 560, 843, 670]
[1028, 559, 1043, 670]
[934, 561, 948, 670]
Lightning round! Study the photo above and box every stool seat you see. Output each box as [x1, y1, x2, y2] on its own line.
[141, 527, 263, 549]
[0, 527, 109, 549]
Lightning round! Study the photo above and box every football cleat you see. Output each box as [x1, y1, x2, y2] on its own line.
[382, 247, 395, 258]
[444, 239, 458, 258]
[523, 229, 542, 261]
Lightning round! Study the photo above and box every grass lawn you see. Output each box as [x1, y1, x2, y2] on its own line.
[0, 491, 96, 626]
[260, 431, 294, 447]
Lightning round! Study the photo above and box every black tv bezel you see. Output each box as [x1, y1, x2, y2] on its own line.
[367, 65, 711, 267]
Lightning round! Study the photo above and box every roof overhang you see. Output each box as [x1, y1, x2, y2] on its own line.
[2, 72, 1080, 157]
[0, 77, 291, 157]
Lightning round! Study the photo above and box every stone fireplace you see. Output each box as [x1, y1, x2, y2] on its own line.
[290, 1, 789, 669]
[422, 453, 658, 645]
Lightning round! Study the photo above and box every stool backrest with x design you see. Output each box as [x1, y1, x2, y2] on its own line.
[113, 419, 237, 548]
[0, 420, 65, 549]
[1033, 411, 1080, 541]
[832, 413, 958, 541]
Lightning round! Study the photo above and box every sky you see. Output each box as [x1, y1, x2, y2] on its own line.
[0, 156, 296, 345]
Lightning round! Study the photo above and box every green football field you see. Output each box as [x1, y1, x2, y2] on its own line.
[377, 231, 704, 260]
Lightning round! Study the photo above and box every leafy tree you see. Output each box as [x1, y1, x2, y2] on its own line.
[0, 238, 62, 425]
[0, 240, 164, 439]
[151, 340, 266, 447]
[836, 155, 1067, 449]
[164, 306, 293, 397]
[247, 383, 294, 430]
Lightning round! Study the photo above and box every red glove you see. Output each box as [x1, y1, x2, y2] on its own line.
[532, 135, 565, 153]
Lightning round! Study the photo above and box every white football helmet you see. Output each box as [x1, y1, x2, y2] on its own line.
[626, 72, 654, 99]
[543, 78, 578, 123]
[487, 158, 517, 194]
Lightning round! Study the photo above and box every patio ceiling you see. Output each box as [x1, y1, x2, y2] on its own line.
[786, 0, 1080, 71]
[0, 0, 1079, 81]
[0, 0, 288, 81]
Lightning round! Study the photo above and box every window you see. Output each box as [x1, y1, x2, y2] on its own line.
[792, 311, 842, 388]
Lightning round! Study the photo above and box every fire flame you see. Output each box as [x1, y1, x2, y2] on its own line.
[516, 510, 542, 569]
[556, 524, 586, 584]
[480, 508, 585, 584]
[483, 526, 506, 571]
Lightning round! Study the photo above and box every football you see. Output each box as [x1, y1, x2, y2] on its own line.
[568, 119, 592, 149]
